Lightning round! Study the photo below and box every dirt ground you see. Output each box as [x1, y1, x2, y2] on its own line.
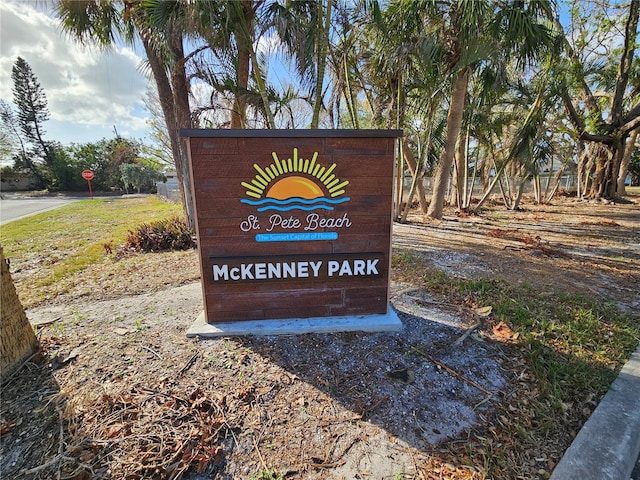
[1, 195, 639, 480]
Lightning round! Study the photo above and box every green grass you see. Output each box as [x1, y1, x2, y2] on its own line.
[419, 266, 640, 412]
[0, 196, 183, 288]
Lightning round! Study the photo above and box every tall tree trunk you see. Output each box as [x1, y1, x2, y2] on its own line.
[589, 144, 613, 199]
[617, 128, 638, 195]
[142, 35, 193, 225]
[231, 2, 254, 129]
[609, 140, 625, 197]
[474, 157, 510, 211]
[511, 173, 529, 210]
[232, 44, 250, 128]
[449, 133, 466, 208]
[402, 138, 428, 214]
[311, 0, 332, 128]
[400, 138, 428, 222]
[427, 67, 471, 219]
[168, 26, 195, 228]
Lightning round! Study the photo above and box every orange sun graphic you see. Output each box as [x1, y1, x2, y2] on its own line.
[241, 148, 349, 200]
[266, 176, 323, 200]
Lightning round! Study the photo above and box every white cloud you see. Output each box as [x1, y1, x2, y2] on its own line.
[0, 1, 150, 145]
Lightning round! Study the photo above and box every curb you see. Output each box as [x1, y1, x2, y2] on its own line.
[550, 343, 640, 480]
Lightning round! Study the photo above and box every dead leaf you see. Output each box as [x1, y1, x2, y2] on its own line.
[114, 327, 134, 336]
[492, 321, 515, 340]
[474, 306, 493, 317]
[0, 421, 15, 437]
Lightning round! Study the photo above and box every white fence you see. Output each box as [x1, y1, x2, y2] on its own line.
[156, 179, 181, 202]
[158, 175, 580, 204]
[405, 175, 578, 197]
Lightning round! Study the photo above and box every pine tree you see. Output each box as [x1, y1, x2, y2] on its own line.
[11, 56, 54, 188]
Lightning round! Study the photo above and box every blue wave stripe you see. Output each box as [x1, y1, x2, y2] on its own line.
[257, 205, 334, 212]
[241, 196, 350, 206]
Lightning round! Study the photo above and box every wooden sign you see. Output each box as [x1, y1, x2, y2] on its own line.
[181, 130, 402, 327]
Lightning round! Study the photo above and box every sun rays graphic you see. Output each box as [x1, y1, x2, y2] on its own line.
[240, 148, 350, 212]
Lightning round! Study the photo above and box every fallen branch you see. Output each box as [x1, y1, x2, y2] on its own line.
[452, 323, 480, 347]
[22, 455, 75, 475]
[139, 344, 163, 360]
[177, 352, 199, 377]
[410, 346, 495, 396]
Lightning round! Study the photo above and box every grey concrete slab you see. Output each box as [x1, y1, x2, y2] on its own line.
[186, 309, 403, 337]
[550, 343, 640, 480]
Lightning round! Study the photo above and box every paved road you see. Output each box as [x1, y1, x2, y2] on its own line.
[0, 197, 80, 225]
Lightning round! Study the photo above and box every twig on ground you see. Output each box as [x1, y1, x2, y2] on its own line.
[139, 344, 163, 360]
[177, 352, 199, 377]
[32, 316, 63, 327]
[56, 406, 65, 480]
[1, 351, 40, 388]
[452, 323, 480, 347]
[253, 436, 269, 472]
[390, 286, 421, 298]
[22, 455, 76, 475]
[410, 346, 495, 396]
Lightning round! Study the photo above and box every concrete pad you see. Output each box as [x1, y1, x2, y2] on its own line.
[550, 343, 640, 480]
[186, 309, 403, 337]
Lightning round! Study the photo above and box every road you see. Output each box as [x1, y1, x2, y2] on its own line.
[0, 196, 80, 225]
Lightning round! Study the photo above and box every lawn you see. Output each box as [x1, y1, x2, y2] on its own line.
[0, 196, 186, 306]
[1, 193, 639, 479]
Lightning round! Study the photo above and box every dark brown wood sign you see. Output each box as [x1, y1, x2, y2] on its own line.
[181, 129, 402, 326]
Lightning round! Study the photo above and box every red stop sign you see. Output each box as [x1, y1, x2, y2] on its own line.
[82, 169, 94, 180]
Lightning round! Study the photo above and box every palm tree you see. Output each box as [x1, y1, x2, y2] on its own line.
[264, 0, 334, 128]
[423, 0, 555, 219]
[55, 0, 195, 225]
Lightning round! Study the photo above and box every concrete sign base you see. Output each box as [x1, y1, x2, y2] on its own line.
[186, 309, 402, 338]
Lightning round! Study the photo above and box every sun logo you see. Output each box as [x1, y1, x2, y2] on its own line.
[240, 148, 350, 212]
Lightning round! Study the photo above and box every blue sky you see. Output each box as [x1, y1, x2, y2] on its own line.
[0, 1, 151, 150]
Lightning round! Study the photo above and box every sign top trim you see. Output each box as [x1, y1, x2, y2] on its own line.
[179, 129, 403, 139]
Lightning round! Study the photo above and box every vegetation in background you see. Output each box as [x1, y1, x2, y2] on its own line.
[125, 216, 195, 252]
[1, 2, 635, 225]
[120, 162, 162, 194]
[0, 196, 183, 304]
[2, 57, 164, 192]
[5, 57, 59, 189]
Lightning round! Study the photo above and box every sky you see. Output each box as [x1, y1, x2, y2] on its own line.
[0, 1, 151, 150]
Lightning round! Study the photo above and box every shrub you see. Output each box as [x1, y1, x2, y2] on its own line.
[125, 216, 196, 252]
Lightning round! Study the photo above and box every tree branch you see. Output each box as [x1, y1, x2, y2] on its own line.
[622, 102, 640, 125]
[611, 0, 639, 124]
[620, 115, 640, 137]
[553, 15, 604, 125]
[579, 132, 615, 145]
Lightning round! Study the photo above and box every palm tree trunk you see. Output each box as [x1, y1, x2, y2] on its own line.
[617, 128, 638, 195]
[232, 44, 250, 128]
[475, 157, 508, 211]
[427, 66, 471, 219]
[168, 26, 195, 227]
[142, 35, 193, 225]
[311, 0, 332, 128]
[402, 137, 428, 214]
[231, 1, 254, 129]
[511, 174, 529, 210]
[449, 133, 466, 208]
